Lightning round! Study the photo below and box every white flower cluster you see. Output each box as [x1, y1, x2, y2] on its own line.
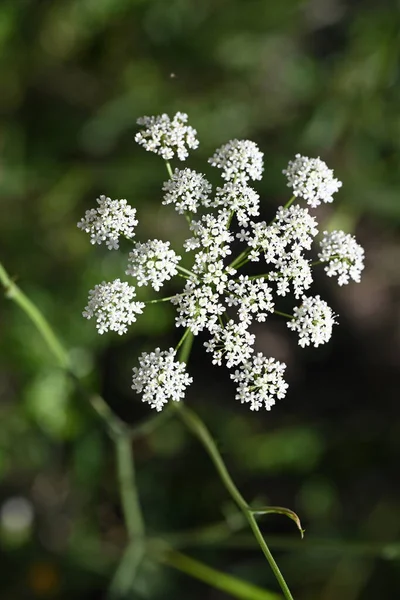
[83, 279, 145, 335]
[318, 230, 365, 285]
[79, 111, 365, 413]
[135, 112, 199, 161]
[162, 168, 212, 214]
[78, 195, 138, 250]
[231, 354, 288, 411]
[283, 154, 342, 208]
[287, 295, 336, 348]
[132, 348, 193, 411]
[209, 139, 264, 183]
[126, 240, 181, 291]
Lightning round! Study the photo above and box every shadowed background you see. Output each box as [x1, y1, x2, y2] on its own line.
[0, 0, 400, 598]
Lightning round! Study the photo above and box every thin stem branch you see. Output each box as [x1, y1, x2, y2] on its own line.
[165, 160, 174, 179]
[274, 310, 293, 320]
[153, 544, 282, 600]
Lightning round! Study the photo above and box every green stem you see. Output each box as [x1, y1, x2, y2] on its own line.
[144, 295, 177, 304]
[281, 196, 295, 211]
[0, 261, 145, 592]
[114, 434, 145, 541]
[173, 403, 295, 600]
[0, 263, 69, 370]
[165, 160, 174, 179]
[274, 310, 293, 320]
[154, 545, 282, 600]
[177, 265, 197, 279]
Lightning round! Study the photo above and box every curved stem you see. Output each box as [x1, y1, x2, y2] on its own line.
[173, 403, 295, 600]
[0, 261, 146, 593]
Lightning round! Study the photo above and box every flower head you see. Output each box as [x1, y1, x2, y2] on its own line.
[318, 230, 365, 285]
[135, 112, 199, 161]
[283, 154, 342, 208]
[126, 240, 181, 291]
[208, 182, 260, 227]
[83, 279, 145, 335]
[226, 275, 274, 326]
[132, 348, 192, 411]
[172, 280, 225, 335]
[231, 353, 288, 411]
[287, 295, 336, 347]
[204, 320, 255, 368]
[162, 168, 212, 214]
[209, 139, 264, 183]
[77, 195, 138, 250]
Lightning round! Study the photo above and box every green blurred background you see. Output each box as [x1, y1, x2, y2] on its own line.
[1, 0, 400, 598]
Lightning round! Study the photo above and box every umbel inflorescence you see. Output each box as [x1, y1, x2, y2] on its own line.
[79, 112, 365, 412]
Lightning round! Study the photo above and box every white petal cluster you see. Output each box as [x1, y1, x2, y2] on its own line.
[269, 255, 313, 298]
[132, 348, 192, 411]
[185, 211, 234, 262]
[172, 281, 225, 335]
[81, 112, 366, 414]
[275, 205, 318, 252]
[287, 295, 336, 347]
[231, 354, 288, 411]
[283, 154, 342, 208]
[77, 195, 138, 250]
[246, 221, 285, 263]
[318, 230, 365, 285]
[209, 140, 264, 183]
[162, 168, 212, 214]
[207, 182, 260, 227]
[83, 279, 145, 335]
[126, 240, 181, 291]
[204, 320, 255, 368]
[135, 112, 199, 161]
[226, 276, 274, 325]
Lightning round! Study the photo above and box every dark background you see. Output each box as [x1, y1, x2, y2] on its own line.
[1, 0, 399, 598]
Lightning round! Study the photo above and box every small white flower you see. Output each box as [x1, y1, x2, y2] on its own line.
[78, 195, 138, 250]
[226, 276, 274, 325]
[204, 320, 255, 368]
[209, 139, 264, 183]
[135, 112, 199, 161]
[207, 182, 260, 227]
[184, 211, 234, 261]
[83, 279, 145, 335]
[162, 168, 212, 214]
[318, 230, 365, 286]
[247, 221, 285, 263]
[172, 280, 225, 335]
[287, 295, 337, 347]
[126, 240, 181, 291]
[231, 353, 288, 411]
[269, 254, 313, 299]
[275, 205, 318, 252]
[132, 348, 192, 411]
[283, 154, 342, 208]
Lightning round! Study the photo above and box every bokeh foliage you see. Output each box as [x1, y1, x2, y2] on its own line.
[1, 0, 400, 598]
